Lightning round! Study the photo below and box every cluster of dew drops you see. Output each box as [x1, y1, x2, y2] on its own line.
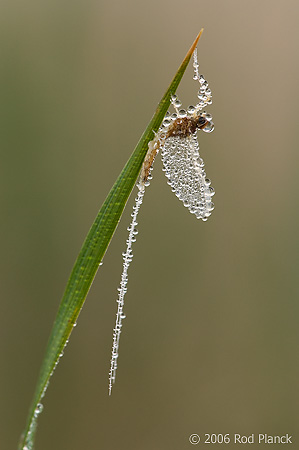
[160, 52, 215, 221]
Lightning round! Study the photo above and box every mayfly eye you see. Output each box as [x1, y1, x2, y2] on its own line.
[197, 116, 207, 128]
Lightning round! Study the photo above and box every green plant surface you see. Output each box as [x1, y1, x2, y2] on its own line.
[19, 29, 203, 450]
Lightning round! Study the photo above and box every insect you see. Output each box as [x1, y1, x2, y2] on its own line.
[108, 47, 215, 394]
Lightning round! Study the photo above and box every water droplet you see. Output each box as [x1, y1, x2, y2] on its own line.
[202, 122, 214, 133]
[36, 403, 43, 414]
[163, 118, 171, 127]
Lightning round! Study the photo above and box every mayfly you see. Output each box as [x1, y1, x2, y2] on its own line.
[108, 47, 215, 394]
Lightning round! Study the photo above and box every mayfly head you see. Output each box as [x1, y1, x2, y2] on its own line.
[164, 113, 213, 139]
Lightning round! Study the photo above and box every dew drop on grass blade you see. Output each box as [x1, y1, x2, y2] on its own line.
[109, 47, 215, 394]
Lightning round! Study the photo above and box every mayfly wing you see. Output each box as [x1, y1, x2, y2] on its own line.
[161, 132, 215, 221]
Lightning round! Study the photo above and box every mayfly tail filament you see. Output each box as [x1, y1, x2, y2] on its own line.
[108, 139, 160, 395]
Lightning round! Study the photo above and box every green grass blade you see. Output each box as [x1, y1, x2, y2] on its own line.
[19, 29, 203, 450]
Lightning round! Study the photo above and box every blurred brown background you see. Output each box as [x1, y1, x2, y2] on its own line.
[1, 0, 299, 449]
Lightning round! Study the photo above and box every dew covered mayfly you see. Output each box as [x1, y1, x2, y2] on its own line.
[109, 47, 215, 394]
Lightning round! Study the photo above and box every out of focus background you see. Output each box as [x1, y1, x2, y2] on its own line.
[1, 1, 299, 449]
